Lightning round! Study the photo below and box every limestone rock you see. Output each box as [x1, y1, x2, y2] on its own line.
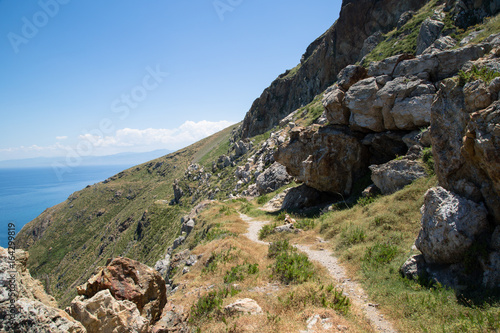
[421, 36, 457, 55]
[415, 187, 489, 264]
[369, 158, 427, 194]
[464, 80, 492, 112]
[181, 219, 195, 235]
[0, 298, 86, 333]
[397, 10, 414, 29]
[400, 254, 427, 281]
[0, 247, 57, 307]
[345, 77, 384, 132]
[68, 289, 148, 333]
[368, 54, 413, 77]
[360, 32, 384, 60]
[275, 126, 368, 195]
[154, 254, 171, 282]
[274, 224, 295, 233]
[76, 257, 167, 322]
[416, 17, 444, 55]
[337, 65, 368, 91]
[217, 155, 231, 169]
[241, 0, 428, 138]
[172, 180, 183, 205]
[256, 162, 292, 194]
[224, 298, 262, 315]
[234, 140, 251, 158]
[322, 85, 349, 125]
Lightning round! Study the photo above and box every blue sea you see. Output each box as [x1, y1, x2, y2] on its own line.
[0, 165, 132, 248]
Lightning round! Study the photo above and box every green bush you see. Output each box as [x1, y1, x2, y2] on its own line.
[268, 240, 315, 284]
[363, 243, 398, 265]
[223, 263, 259, 283]
[278, 284, 350, 315]
[259, 223, 277, 240]
[458, 65, 500, 86]
[256, 194, 270, 205]
[340, 225, 366, 246]
[189, 286, 240, 323]
[422, 147, 435, 174]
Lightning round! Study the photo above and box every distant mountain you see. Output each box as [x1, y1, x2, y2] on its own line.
[0, 149, 172, 169]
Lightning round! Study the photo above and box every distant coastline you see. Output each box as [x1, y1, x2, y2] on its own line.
[0, 165, 135, 248]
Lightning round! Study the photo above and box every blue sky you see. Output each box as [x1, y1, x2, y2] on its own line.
[0, 0, 342, 162]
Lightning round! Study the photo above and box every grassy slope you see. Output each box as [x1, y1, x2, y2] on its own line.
[15, 124, 239, 306]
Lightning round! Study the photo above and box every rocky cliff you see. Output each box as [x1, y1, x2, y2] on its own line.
[240, 0, 428, 138]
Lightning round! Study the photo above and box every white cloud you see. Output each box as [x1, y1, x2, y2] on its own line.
[0, 120, 236, 161]
[78, 120, 235, 150]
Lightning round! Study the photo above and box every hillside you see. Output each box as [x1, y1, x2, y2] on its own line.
[7, 0, 500, 332]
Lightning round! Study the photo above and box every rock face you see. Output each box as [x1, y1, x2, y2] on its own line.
[275, 125, 368, 195]
[415, 187, 489, 264]
[416, 17, 444, 55]
[224, 298, 263, 315]
[68, 289, 148, 333]
[256, 162, 292, 194]
[0, 247, 86, 333]
[76, 257, 167, 323]
[370, 152, 427, 194]
[241, 0, 428, 138]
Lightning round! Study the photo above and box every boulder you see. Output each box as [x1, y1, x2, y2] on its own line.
[337, 65, 368, 91]
[415, 187, 489, 264]
[256, 162, 292, 194]
[76, 257, 167, 322]
[322, 86, 349, 125]
[224, 298, 262, 315]
[172, 180, 183, 205]
[464, 80, 493, 112]
[359, 32, 384, 60]
[1, 298, 86, 333]
[390, 94, 434, 130]
[416, 17, 444, 55]
[370, 158, 427, 194]
[345, 77, 384, 132]
[181, 219, 195, 235]
[274, 224, 295, 233]
[275, 126, 368, 195]
[154, 254, 171, 282]
[397, 10, 414, 29]
[368, 54, 413, 77]
[234, 140, 251, 158]
[0, 248, 57, 307]
[217, 155, 231, 169]
[68, 289, 148, 333]
[400, 254, 427, 281]
[421, 36, 457, 55]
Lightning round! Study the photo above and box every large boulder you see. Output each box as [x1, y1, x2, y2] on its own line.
[0, 247, 86, 333]
[76, 257, 167, 322]
[370, 156, 427, 194]
[415, 187, 489, 264]
[256, 162, 292, 194]
[275, 126, 368, 195]
[68, 289, 148, 333]
[322, 85, 349, 125]
[1, 298, 86, 333]
[345, 77, 384, 132]
[416, 17, 444, 55]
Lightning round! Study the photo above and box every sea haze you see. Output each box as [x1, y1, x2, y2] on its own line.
[0, 165, 133, 248]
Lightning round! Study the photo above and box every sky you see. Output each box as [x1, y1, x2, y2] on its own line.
[0, 0, 342, 163]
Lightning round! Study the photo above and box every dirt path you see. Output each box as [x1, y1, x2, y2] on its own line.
[239, 213, 397, 333]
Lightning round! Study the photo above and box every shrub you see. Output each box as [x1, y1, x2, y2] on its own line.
[223, 263, 259, 283]
[278, 284, 350, 315]
[189, 286, 240, 323]
[268, 240, 315, 284]
[257, 194, 270, 205]
[363, 243, 398, 265]
[422, 147, 435, 174]
[458, 65, 500, 86]
[259, 223, 277, 240]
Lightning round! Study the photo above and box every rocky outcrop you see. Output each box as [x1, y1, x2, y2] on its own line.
[416, 187, 489, 264]
[416, 17, 444, 55]
[370, 152, 427, 194]
[68, 289, 149, 333]
[224, 298, 263, 315]
[256, 162, 292, 194]
[241, 0, 428, 138]
[275, 125, 368, 195]
[76, 257, 167, 323]
[0, 247, 86, 333]
[446, 0, 500, 29]
[280, 184, 338, 211]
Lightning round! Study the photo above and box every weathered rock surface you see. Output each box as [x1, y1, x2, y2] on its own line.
[421, 36, 457, 55]
[481, 252, 500, 288]
[322, 85, 349, 125]
[370, 157, 427, 194]
[337, 65, 368, 91]
[416, 17, 444, 55]
[68, 289, 148, 333]
[400, 254, 427, 281]
[0, 247, 86, 333]
[76, 257, 167, 322]
[280, 184, 336, 211]
[256, 162, 292, 194]
[1, 298, 86, 333]
[224, 298, 262, 315]
[346, 77, 384, 132]
[241, 0, 428, 137]
[171, 180, 184, 205]
[275, 126, 368, 195]
[415, 187, 489, 264]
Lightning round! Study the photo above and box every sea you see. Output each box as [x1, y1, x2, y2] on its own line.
[0, 165, 132, 248]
